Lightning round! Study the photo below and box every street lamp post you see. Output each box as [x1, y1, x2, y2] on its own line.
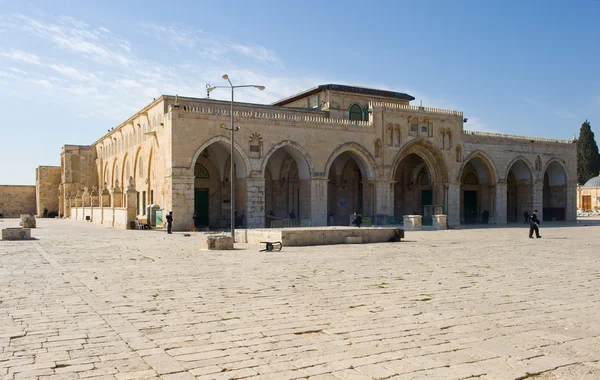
[206, 75, 265, 245]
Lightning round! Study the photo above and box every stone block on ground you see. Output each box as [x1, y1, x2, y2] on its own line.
[200, 234, 233, 250]
[20, 214, 36, 228]
[403, 215, 422, 231]
[2, 228, 32, 240]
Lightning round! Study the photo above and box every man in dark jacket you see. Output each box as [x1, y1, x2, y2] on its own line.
[166, 211, 173, 234]
[352, 212, 363, 228]
[528, 210, 541, 239]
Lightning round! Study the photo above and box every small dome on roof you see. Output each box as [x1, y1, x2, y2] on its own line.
[583, 174, 600, 187]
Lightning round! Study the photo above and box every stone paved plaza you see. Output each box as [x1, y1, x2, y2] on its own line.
[1, 219, 600, 380]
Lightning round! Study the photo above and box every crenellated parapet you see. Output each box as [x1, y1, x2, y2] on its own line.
[369, 101, 463, 117]
[179, 104, 372, 127]
[463, 130, 574, 145]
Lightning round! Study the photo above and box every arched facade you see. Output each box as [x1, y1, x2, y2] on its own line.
[55, 87, 577, 231]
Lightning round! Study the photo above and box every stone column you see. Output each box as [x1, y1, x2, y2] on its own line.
[245, 177, 265, 229]
[100, 185, 111, 208]
[495, 182, 508, 224]
[82, 187, 90, 221]
[74, 192, 82, 220]
[125, 180, 138, 229]
[65, 194, 71, 218]
[566, 180, 578, 221]
[58, 185, 64, 218]
[90, 188, 99, 207]
[309, 178, 328, 226]
[111, 185, 123, 208]
[447, 183, 460, 227]
[170, 171, 194, 232]
[533, 180, 544, 220]
[373, 180, 393, 218]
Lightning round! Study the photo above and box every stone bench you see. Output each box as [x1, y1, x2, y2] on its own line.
[200, 234, 234, 250]
[19, 214, 36, 228]
[2, 228, 32, 240]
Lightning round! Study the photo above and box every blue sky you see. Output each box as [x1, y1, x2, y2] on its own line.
[1, 0, 599, 185]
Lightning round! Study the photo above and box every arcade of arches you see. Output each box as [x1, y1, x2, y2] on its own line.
[186, 139, 571, 230]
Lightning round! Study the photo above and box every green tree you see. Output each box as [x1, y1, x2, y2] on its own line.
[577, 120, 600, 184]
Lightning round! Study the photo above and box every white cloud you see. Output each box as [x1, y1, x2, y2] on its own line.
[138, 23, 282, 65]
[30, 79, 53, 87]
[0, 49, 40, 64]
[9, 67, 27, 75]
[48, 64, 92, 81]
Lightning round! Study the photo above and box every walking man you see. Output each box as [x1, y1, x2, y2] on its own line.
[528, 209, 541, 239]
[166, 211, 173, 234]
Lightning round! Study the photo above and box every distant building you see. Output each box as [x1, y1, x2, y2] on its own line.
[577, 173, 600, 212]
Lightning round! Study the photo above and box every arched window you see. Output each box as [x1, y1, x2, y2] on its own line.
[195, 164, 210, 179]
[349, 104, 363, 121]
[464, 172, 478, 185]
[456, 145, 462, 162]
[362, 106, 370, 121]
[138, 157, 144, 178]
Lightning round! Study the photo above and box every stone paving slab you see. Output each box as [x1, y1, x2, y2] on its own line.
[1, 218, 600, 379]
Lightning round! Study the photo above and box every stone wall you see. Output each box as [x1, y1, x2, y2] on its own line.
[36, 166, 61, 217]
[0, 185, 36, 217]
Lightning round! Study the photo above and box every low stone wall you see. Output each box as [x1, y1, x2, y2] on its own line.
[0, 185, 36, 218]
[70, 206, 129, 228]
[236, 227, 403, 246]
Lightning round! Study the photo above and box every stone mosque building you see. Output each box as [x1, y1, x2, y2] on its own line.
[35, 84, 578, 231]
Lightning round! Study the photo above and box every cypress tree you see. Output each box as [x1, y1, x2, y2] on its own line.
[577, 120, 600, 184]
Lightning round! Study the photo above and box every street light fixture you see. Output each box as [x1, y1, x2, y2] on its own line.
[206, 75, 265, 245]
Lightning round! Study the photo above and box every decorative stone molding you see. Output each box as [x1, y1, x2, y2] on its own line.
[249, 132, 263, 159]
[463, 130, 572, 144]
[181, 106, 371, 127]
[370, 101, 463, 116]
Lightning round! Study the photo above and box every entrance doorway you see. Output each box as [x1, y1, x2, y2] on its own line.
[194, 188, 209, 227]
[582, 195, 591, 211]
[463, 190, 478, 224]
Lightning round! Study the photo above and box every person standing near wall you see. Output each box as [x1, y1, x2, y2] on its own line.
[166, 211, 173, 234]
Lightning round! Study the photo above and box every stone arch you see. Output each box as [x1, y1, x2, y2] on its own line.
[133, 147, 144, 183]
[543, 158, 568, 186]
[392, 139, 449, 222]
[504, 156, 534, 182]
[542, 158, 568, 221]
[505, 156, 535, 223]
[324, 142, 377, 181]
[110, 158, 119, 187]
[190, 135, 250, 179]
[458, 151, 498, 224]
[103, 162, 109, 187]
[261, 140, 314, 180]
[392, 138, 448, 184]
[457, 151, 499, 184]
[121, 153, 129, 187]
